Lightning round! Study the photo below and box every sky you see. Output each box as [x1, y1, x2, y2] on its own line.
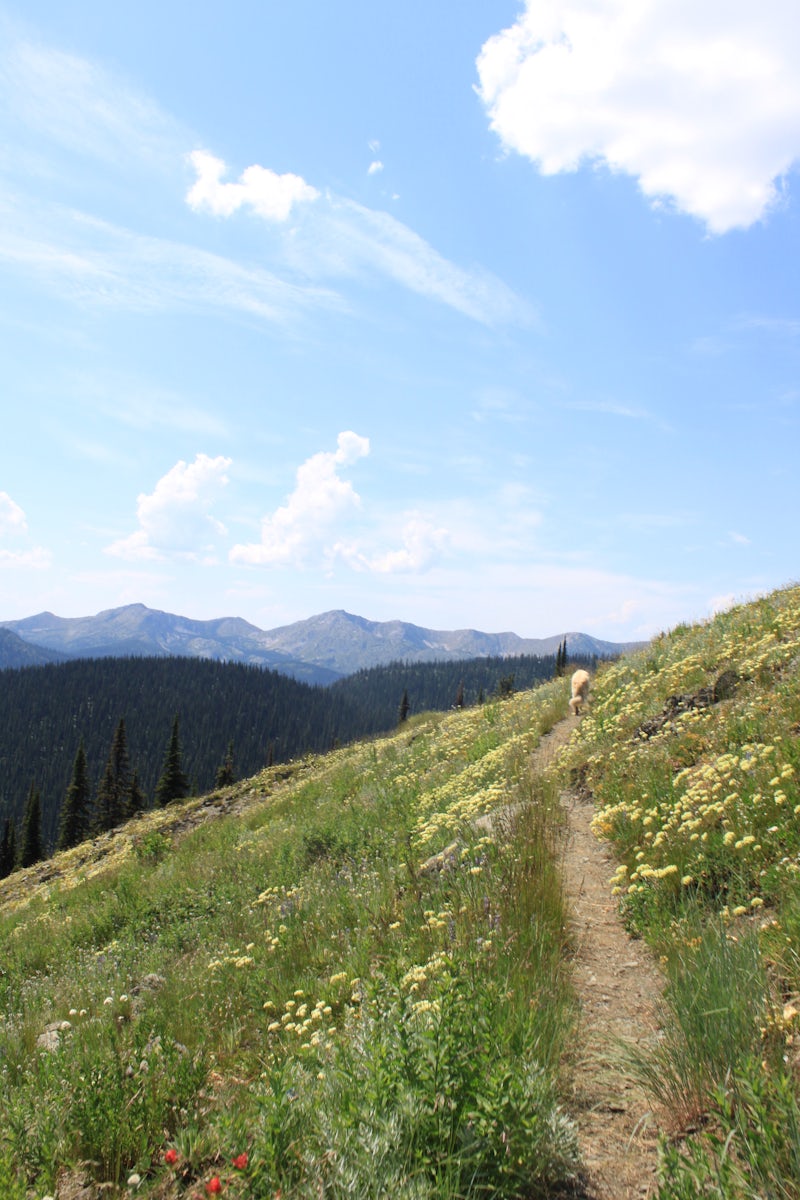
[1, 0, 798, 643]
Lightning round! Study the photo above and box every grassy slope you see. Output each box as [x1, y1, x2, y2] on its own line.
[0, 678, 578, 1198]
[4, 580, 800, 1198]
[560, 582, 800, 1197]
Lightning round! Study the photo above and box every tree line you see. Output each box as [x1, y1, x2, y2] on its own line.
[0, 644, 596, 876]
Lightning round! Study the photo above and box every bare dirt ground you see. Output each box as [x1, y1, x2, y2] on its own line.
[535, 716, 665, 1200]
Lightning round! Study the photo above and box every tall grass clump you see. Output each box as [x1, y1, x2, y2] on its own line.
[560, 583, 800, 1196]
[0, 678, 580, 1197]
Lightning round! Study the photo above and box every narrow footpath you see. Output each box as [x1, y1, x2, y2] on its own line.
[532, 717, 665, 1199]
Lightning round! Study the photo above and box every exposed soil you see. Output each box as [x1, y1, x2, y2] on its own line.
[535, 716, 665, 1200]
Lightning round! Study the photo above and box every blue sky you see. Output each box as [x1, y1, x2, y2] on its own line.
[1, 1, 798, 641]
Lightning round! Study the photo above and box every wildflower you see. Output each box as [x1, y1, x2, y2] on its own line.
[164, 1148, 179, 1166]
[127, 1174, 142, 1188]
[206, 1178, 222, 1194]
[232, 1152, 249, 1169]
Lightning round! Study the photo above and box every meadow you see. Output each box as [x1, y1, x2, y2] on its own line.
[4, 580, 800, 1198]
[559, 582, 800, 1197]
[0, 678, 579, 1198]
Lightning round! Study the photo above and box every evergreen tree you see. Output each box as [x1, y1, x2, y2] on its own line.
[128, 769, 146, 816]
[18, 782, 44, 868]
[215, 741, 236, 787]
[496, 673, 515, 699]
[455, 680, 465, 709]
[0, 817, 16, 878]
[398, 688, 410, 724]
[155, 715, 189, 806]
[93, 718, 138, 832]
[57, 740, 91, 851]
[92, 759, 119, 835]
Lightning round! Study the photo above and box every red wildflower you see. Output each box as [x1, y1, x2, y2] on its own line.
[206, 1177, 223, 1195]
[232, 1152, 249, 1170]
[164, 1148, 179, 1166]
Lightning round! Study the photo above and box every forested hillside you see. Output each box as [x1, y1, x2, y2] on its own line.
[329, 650, 592, 726]
[0, 658, 353, 850]
[0, 647, 590, 855]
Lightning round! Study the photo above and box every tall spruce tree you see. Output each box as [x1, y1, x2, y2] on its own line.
[215, 741, 236, 788]
[128, 769, 146, 816]
[0, 816, 16, 878]
[93, 718, 134, 833]
[398, 689, 410, 724]
[155, 715, 189, 806]
[18, 783, 44, 868]
[57, 740, 91, 851]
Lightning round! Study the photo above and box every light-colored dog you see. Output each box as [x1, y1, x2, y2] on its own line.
[569, 668, 590, 715]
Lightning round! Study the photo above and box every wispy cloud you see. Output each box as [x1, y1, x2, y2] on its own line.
[106, 454, 232, 562]
[0, 195, 343, 324]
[186, 153, 534, 326]
[477, 0, 800, 233]
[0, 28, 183, 171]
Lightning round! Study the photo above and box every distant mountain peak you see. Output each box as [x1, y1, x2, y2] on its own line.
[0, 603, 644, 679]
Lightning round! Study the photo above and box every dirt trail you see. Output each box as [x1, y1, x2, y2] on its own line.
[531, 717, 665, 1199]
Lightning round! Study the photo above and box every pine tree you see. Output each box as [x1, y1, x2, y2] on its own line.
[155, 715, 189, 806]
[18, 782, 44, 868]
[128, 769, 146, 816]
[398, 689, 410, 724]
[455, 680, 465, 709]
[92, 759, 119, 835]
[215, 741, 236, 788]
[57, 740, 91, 851]
[0, 817, 16, 878]
[93, 718, 138, 832]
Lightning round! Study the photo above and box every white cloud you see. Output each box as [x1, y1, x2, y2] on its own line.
[184, 152, 532, 326]
[106, 453, 232, 561]
[336, 513, 450, 574]
[0, 194, 343, 324]
[303, 198, 535, 326]
[0, 492, 51, 568]
[367, 160, 384, 176]
[0, 547, 52, 569]
[187, 151, 320, 222]
[477, 0, 800, 233]
[0, 31, 182, 169]
[0, 491, 28, 536]
[230, 432, 370, 567]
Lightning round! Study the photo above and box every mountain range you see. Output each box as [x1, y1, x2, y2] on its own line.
[0, 604, 642, 680]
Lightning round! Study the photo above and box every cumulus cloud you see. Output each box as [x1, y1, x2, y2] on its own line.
[186, 151, 320, 222]
[0, 491, 28, 536]
[336, 513, 450, 574]
[367, 160, 384, 175]
[0, 492, 51, 568]
[106, 453, 232, 561]
[477, 1, 800, 232]
[230, 432, 370, 567]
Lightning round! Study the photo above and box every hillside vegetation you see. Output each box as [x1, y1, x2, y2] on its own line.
[0, 678, 578, 1198]
[0, 651, 573, 847]
[3, 582, 800, 1198]
[560, 581, 800, 1197]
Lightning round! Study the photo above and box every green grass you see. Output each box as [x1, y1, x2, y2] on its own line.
[0, 679, 579, 1197]
[559, 582, 800, 1197]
